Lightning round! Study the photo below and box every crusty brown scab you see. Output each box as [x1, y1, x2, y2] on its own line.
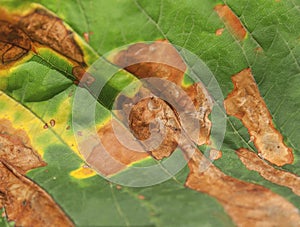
[185, 151, 300, 226]
[224, 68, 293, 166]
[129, 97, 181, 160]
[214, 4, 247, 41]
[236, 148, 300, 196]
[0, 119, 74, 226]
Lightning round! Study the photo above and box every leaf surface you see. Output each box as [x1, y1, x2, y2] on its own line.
[1, 0, 300, 226]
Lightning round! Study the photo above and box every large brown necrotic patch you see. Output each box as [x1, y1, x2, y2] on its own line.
[185, 151, 300, 226]
[113, 40, 186, 85]
[236, 148, 300, 196]
[224, 68, 293, 166]
[129, 97, 181, 160]
[0, 119, 74, 226]
[214, 4, 247, 41]
[0, 20, 31, 64]
[18, 8, 85, 65]
[113, 40, 213, 148]
[0, 6, 86, 73]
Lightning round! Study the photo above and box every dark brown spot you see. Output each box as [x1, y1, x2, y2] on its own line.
[113, 40, 213, 147]
[0, 161, 74, 227]
[43, 123, 48, 129]
[83, 32, 90, 43]
[184, 83, 212, 145]
[49, 119, 55, 127]
[209, 149, 222, 160]
[254, 47, 263, 54]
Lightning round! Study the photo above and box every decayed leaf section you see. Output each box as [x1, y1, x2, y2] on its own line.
[185, 151, 300, 226]
[82, 119, 149, 176]
[224, 68, 293, 166]
[214, 4, 247, 40]
[0, 20, 31, 64]
[85, 40, 213, 174]
[113, 40, 213, 147]
[236, 148, 300, 196]
[129, 97, 181, 160]
[18, 8, 85, 65]
[113, 40, 186, 85]
[0, 6, 93, 85]
[0, 119, 73, 227]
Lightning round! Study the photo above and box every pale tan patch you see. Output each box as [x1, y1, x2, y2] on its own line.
[237, 148, 300, 196]
[224, 68, 293, 166]
[185, 151, 300, 226]
[209, 149, 222, 160]
[215, 28, 224, 36]
[214, 4, 247, 41]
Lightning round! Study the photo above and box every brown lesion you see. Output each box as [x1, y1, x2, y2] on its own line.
[113, 40, 186, 85]
[0, 6, 92, 85]
[214, 4, 247, 41]
[17, 8, 85, 66]
[84, 119, 149, 176]
[236, 148, 300, 196]
[129, 97, 181, 160]
[0, 119, 74, 226]
[112, 40, 213, 151]
[184, 83, 212, 145]
[0, 20, 31, 64]
[224, 68, 293, 166]
[185, 150, 300, 226]
[115, 41, 300, 225]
